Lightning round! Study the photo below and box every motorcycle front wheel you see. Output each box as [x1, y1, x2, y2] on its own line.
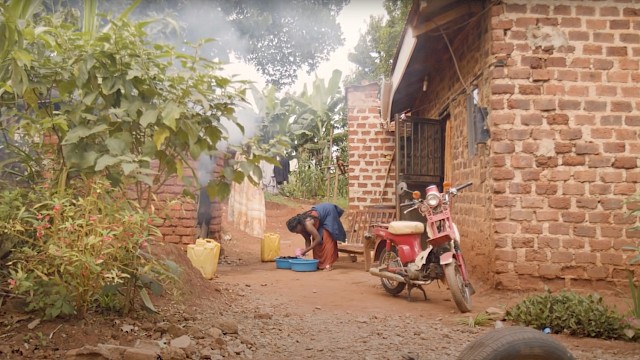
[379, 247, 406, 295]
[444, 260, 472, 313]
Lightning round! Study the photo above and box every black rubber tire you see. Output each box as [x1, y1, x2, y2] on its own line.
[456, 326, 576, 360]
[444, 261, 472, 313]
[379, 247, 406, 295]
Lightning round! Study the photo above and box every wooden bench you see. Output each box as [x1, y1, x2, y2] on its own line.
[339, 206, 397, 270]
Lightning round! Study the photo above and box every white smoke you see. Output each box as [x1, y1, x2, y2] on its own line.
[196, 152, 214, 186]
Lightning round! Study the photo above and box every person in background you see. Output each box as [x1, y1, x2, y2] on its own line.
[286, 203, 346, 271]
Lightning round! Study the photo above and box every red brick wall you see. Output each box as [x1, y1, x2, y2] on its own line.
[154, 155, 225, 244]
[411, 8, 496, 285]
[490, 0, 640, 290]
[346, 83, 396, 209]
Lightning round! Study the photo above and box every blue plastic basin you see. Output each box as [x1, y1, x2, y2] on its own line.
[290, 259, 319, 272]
[275, 257, 294, 269]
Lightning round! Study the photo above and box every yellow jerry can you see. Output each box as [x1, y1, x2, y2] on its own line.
[261, 233, 280, 262]
[186, 238, 221, 280]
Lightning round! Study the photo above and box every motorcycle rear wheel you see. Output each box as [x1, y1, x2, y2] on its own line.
[379, 247, 406, 295]
[444, 260, 472, 313]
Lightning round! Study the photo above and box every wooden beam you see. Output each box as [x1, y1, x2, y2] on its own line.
[412, 1, 430, 26]
[411, 3, 482, 37]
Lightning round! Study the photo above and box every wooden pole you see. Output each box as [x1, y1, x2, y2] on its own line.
[325, 125, 335, 201]
[332, 155, 340, 202]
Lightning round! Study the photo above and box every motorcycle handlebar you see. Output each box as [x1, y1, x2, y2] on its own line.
[455, 182, 473, 192]
[399, 201, 416, 207]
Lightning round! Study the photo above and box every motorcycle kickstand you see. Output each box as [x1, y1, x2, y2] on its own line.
[406, 284, 428, 302]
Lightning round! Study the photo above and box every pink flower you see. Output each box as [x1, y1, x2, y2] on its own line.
[37, 230, 44, 238]
[140, 241, 148, 249]
[53, 204, 62, 212]
[90, 216, 97, 222]
[102, 236, 113, 242]
[8, 279, 16, 288]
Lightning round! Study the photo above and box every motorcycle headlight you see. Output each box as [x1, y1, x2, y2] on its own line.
[426, 192, 441, 207]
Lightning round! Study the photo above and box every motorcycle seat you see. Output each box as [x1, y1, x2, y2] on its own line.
[388, 221, 425, 235]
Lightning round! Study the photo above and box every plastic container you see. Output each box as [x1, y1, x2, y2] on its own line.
[275, 256, 296, 269]
[290, 259, 319, 272]
[261, 233, 280, 262]
[186, 238, 221, 280]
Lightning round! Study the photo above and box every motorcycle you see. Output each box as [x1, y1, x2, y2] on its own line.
[367, 181, 475, 313]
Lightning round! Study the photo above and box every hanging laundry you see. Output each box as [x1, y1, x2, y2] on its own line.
[228, 153, 266, 238]
[259, 160, 277, 194]
[274, 156, 290, 185]
[289, 158, 299, 173]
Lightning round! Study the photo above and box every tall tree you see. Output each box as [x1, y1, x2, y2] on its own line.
[0, 0, 288, 205]
[346, 0, 412, 84]
[51, 0, 349, 88]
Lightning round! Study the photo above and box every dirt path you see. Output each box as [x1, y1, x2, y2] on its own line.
[210, 200, 640, 360]
[1, 199, 639, 359]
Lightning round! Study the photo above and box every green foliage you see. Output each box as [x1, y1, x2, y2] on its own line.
[47, 0, 349, 88]
[0, 187, 35, 262]
[251, 70, 348, 203]
[0, 0, 287, 206]
[280, 159, 327, 200]
[505, 290, 628, 340]
[347, 0, 412, 84]
[627, 272, 640, 320]
[291, 69, 345, 161]
[6, 179, 176, 319]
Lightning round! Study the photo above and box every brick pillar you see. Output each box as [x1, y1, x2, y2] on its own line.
[346, 83, 396, 210]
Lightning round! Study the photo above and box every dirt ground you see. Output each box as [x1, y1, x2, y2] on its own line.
[1, 198, 640, 359]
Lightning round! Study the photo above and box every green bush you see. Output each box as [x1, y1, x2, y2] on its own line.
[280, 157, 348, 202]
[6, 179, 177, 319]
[0, 187, 36, 263]
[280, 161, 327, 199]
[505, 290, 626, 339]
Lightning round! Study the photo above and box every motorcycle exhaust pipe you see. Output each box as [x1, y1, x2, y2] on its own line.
[369, 267, 407, 283]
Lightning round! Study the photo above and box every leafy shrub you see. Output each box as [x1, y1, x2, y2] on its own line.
[280, 160, 327, 199]
[505, 290, 626, 339]
[280, 156, 348, 201]
[0, 187, 37, 263]
[6, 180, 176, 319]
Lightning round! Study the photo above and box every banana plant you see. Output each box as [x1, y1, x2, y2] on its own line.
[289, 69, 345, 163]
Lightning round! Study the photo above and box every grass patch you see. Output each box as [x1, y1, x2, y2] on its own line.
[457, 312, 493, 328]
[264, 193, 301, 207]
[265, 193, 348, 210]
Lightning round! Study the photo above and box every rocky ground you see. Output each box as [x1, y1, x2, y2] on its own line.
[1, 199, 639, 359]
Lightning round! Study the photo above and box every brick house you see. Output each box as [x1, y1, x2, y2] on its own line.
[346, 0, 640, 290]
